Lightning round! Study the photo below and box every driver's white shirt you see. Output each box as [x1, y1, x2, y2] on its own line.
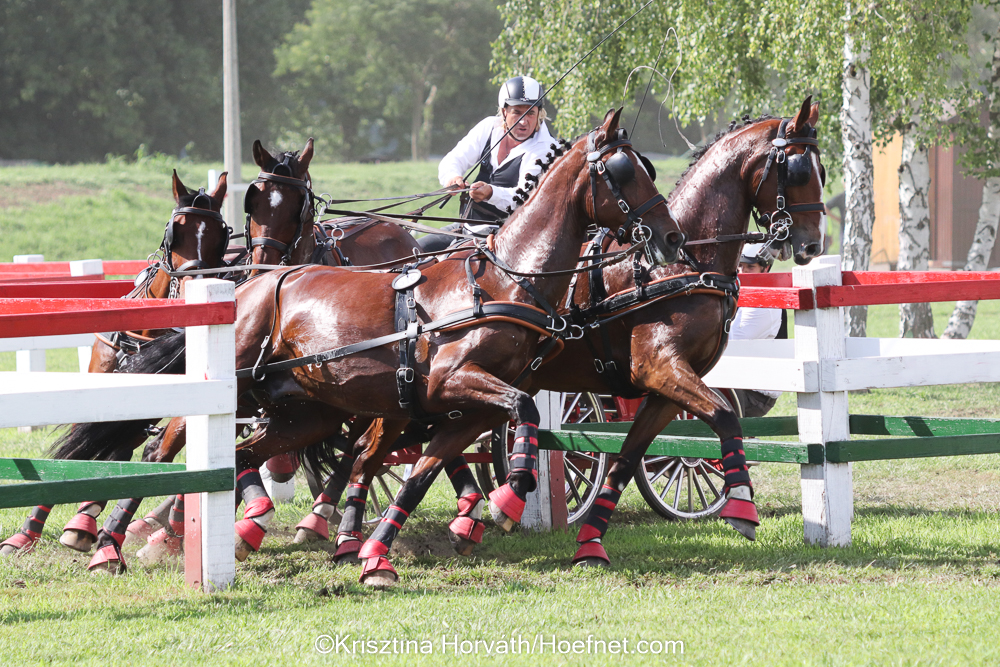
[730, 305, 782, 399]
[438, 116, 554, 233]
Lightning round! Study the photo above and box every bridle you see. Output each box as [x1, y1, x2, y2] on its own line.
[585, 128, 672, 249]
[245, 162, 316, 266]
[750, 118, 826, 253]
[159, 189, 230, 298]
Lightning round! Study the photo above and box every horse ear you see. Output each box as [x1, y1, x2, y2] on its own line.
[171, 169, 188, 203]
[808, 101, 819, 127]
[252, 140, 272, 169]
[789, 95, 814, 134]
[297, 137, 314, 174]
[595, 108, 623, 146]
[210, 171, 228, 208]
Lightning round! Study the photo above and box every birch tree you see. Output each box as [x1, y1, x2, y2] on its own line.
[943, 15, 1000, 339]
[897, 121, 936, 338]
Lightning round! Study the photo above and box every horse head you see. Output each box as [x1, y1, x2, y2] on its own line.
[246, 138, 316, 273]
[568, 108, 685, 266]
[162, 170, 230, 288]
[746, 97, 826, 265]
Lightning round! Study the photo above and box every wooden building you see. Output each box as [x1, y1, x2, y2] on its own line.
[871, 136, 994, 269]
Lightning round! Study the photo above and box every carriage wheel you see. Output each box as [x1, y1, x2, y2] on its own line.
[475, 392, 609, 525]
[633, 388, 741, 520]
[363, 463, 408, 525]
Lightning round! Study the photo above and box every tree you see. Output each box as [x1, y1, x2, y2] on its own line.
[942, 8, 1000, 339]
[273, 0, 501, 161]
[495, 1, 971, 337]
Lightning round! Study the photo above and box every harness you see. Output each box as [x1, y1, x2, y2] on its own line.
[235, 128, 665, 421]
[567, 118, 824, 395]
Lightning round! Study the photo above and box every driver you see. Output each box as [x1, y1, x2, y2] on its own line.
[418, 76, 555, 251]
[729, 243, 785, 417]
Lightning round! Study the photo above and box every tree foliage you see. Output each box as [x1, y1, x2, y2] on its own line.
[493, 0, 972, 170]
[0, 0, 308, 163]
[274, 0, 502, 161]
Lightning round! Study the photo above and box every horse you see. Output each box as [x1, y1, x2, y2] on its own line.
[0, 170, 232, 558]
[304, 97, 826, 573]
[50, 108, 686, 578]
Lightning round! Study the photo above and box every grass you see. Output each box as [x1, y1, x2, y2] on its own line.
[3, 157, 1000, 665]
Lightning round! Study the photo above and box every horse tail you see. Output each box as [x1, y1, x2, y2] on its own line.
[299, 431, 350, 482]
[49, 332, 188, 461]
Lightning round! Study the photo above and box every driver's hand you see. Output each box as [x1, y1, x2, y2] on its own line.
[469, 181, 493, 202]
[446, 176, 467, 190]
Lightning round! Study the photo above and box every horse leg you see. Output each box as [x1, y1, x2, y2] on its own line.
[486, 396, 541, 532]
[294, 455, 353, 544]
[0, 505, 52, 555]
[357, 423, 485, 587]
[331, 419, 409, 565]
[136, 495, 184, 565]
[443, 456, 486, 556]
[234, 458, 276, 562]
[87, 498, 144, 574]
[123, 495, 174, 549]
[571, 394, 681, 567]
[644, 365, 758, 540]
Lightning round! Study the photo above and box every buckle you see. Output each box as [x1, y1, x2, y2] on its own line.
[594, 359, 605, 373]
[548, 316, 567, 333]
[530, 356, 543, 370]
[566, 325, 585, 340]
[698, 272, 717, 290]
[618, 199, 630, 214]
[775, 195, 785, 210]
[447, 410, 463, 420]
[397, 367, 415, 383]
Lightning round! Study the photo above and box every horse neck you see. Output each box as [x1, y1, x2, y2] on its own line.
[146, 269, 173, 298]
[491, 154, 589, 304]
[668, 128, 767, 274]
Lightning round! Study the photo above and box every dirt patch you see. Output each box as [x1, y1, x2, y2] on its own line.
[0, 182, 90, 209]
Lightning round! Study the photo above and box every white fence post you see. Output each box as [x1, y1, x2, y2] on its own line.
[521, 391, 561, 531]
[793, 256, 853, 547]
[14, 256, 49, 432]
[184, 279, 236, 592]
[70, 260, 104, 372]
[13, 254, 44, 263]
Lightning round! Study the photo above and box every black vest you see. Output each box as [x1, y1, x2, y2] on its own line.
[463, 137, 523, 222]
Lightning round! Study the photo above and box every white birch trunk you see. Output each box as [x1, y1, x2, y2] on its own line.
[840, 22, 875, 338]
[943, 30, 1000, 340]
[897, 124, 935, 338]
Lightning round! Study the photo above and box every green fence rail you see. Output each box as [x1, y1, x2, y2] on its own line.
[546, 414, 1000, 464]
[0, 458, 234, 509]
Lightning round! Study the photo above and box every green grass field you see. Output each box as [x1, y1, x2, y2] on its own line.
[3, 159, 1000, 665]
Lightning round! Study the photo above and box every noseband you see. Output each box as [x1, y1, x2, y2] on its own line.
[164, 190, 229, 273]
[751, 119, 826, 244]
[585, 129, 669, 246]
[246, 170, 316, 266]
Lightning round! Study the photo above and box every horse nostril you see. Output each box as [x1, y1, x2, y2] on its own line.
[665, 231, 685, 249]
[803, 242, 821, 257]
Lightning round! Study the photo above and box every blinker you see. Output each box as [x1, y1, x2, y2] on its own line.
[605, 151, 635, 186]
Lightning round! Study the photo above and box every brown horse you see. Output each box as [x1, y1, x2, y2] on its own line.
[52, 109, 686, 578]
[293, 98, 825, 575]
[0, 170, 231, 558]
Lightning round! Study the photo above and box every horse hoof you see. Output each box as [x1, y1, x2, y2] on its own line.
[573, 557, 610, 568]
[122, 519, 158, 550]
[59, 529, 95, 553]
[724, 517, 757, 541]
[361, 569, 396, 587]
[447, 530, 477, 557]
[0, 545, 18, 557]
[489, 505, 516, 533]
[293, 527, 323, 545]
[235, 537, 255, 562]
[137, 530, 183, 565]
[89, 562, 121, 576]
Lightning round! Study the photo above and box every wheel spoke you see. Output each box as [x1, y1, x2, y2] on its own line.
[699, 464, 722, 499]
[648, 458, 676, 485]
[562, 393, 583, 423]
[564, 457, 590, 484]
[659, 463, 683, 502]
[567, 477, 583, 505]
[691, 469, 711, 509]
[686, 468, 694, 513]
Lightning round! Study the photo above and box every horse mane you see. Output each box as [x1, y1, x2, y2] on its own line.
[675, 114, 779, 189]
[503, 137, 574, 215]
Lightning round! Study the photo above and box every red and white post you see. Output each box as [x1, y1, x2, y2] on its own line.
[793, 256, 853, 546]
[183, 279, 237, 592]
